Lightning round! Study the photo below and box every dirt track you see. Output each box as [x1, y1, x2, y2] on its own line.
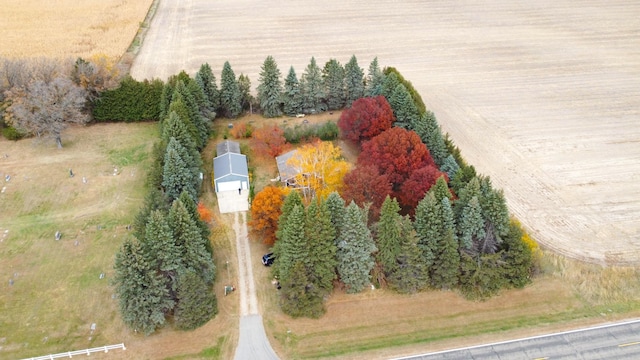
[131, 0, 640, 265]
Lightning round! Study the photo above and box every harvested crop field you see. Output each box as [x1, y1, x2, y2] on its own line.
[0, 0, 153, 59]
[132, 0, 640, 265]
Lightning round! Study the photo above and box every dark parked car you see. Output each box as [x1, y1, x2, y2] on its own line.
[262, 252, 276, 266]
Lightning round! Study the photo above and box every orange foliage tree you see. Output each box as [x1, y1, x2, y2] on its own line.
[287, 140, 351, 201]
[251, 125, 290, 157]
[249, 186, 289, 245]
[197, 202, 213, 223]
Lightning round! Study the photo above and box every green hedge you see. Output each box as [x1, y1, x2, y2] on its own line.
[92, 76, 164, 122]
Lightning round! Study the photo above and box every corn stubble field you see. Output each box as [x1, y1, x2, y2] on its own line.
[3, 0, 640, 359]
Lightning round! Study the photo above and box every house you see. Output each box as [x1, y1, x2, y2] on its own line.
[213, 140, 249, 193]
[275, 149, 300, 187]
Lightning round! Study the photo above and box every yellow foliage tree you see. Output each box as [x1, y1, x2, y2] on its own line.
[287, 140, 351, 201]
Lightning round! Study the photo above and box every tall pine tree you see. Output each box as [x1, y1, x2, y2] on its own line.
[174, 270, 218, 330]
[304, 200, 337, 294]
[283, 66, 303, 116]
[344, 55, 365, 106]
[274, 204, 307, 281]
[431, 197, 460, 289]
[257, 56, 283, 117]
[337, 201, 377, 293]
[162, 137, 198, 203]
[365, 57, 385, 97]
[322, 59, 345, 111]
[113, 239, 173, 335]
[195, 62, 220, 113]
[301, 57, 326, 114]
[220, 61, 242, 118]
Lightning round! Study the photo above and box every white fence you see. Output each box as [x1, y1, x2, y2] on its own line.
[22, 343, 126, 360]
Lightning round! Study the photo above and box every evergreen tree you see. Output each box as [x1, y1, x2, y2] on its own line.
[375, 196, 403, 277]
[174, 270, 218, 330]
[301, 57, 326, 114]
[459, 252, 505, 300]
[430, 176, 452, 203]
[161, 111, 202, 175]
[387, 216, 428, 293]
[220, 61, 242, 118]
[344, 55, 365, 106]
[337, 201, 376, 293]
[280, 261, 325, 318]
[451, 164, 477, 195]
[257, 56, 283, 117]
[276, 190, 303, 242]
[142, 210, 183, 294]
[459, 196, 485, 252]
[238, 74, 253, 112]
[499, 220, 533, 288]
[169, 199, 216, 285]
[113, 239, 173, 335]
[365, 57, 385, 97]
[389, 84, 420, 129]
[413, 111, 448, 167]
[431, 197, 459, 289]
[162, 137, 198, 203]
[178, 191, 212, 254]
[132, 188, 167, 242]
[174, 80, 209, 149]
[414, 193, 441, 271]
[283, 66, 303, 116]
[304, 200, 337, 294]
[274, 204, 307, 281]
[441, 155, 460, 181]
[322, 59, 345, 111]
[185, 78, 212, 141]
[168, 95, 200, 149]
[195, 62, 220, 113]
[479, 177, 510, 246]
[325, 191, 346, 241]
[380, 71, 401, 101]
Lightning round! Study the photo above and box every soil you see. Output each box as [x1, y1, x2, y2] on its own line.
[131, 0, 640, 265]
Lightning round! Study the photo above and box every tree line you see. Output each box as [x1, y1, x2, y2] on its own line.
[112, 67, 220, 335]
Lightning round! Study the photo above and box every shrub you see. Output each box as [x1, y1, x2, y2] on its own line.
[92, 76, 164, 122]
[230, 122, 253, 139]
[1, 125, 27, 140]
[283, 121, 339, 143]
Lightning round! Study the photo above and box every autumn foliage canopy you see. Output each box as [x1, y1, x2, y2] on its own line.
[249, 186, 289, 245]
[251, 125, 290, 157]
[338, 96, 395, 143]
[342, 127, 446, 216]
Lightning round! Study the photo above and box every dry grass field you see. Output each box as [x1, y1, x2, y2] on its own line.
[0, 0, 153, 59]
[131, 0, 640, 265]
[0, 124, 240, 360]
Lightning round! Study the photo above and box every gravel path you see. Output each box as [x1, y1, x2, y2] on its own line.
[130, 1, 640, 263]
[232, 211, 279, 359]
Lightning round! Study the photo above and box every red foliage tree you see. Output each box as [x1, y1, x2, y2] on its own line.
[338, 96, 395, 143]
[340, 164, 392, 222]
[398, 167, 448, 214]
[358, 127, 435, 193]
[251, 125, 290, 157]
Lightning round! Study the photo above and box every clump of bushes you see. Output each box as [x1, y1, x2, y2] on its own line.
[283, 121, 339, 143]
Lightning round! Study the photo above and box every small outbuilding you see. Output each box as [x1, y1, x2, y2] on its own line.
[275, 149, 300, 187]
[213, 140, 249, 193]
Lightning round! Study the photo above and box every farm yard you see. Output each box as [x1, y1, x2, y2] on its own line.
[132, 0, 640, 265]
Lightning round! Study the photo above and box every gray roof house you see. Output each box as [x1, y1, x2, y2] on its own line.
[213, 140, 249, 193]
[275, 149, 300, 187]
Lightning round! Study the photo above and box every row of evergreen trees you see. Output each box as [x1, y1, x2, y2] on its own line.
[273, 180, 532, 317]
[113, 69, 218, 334]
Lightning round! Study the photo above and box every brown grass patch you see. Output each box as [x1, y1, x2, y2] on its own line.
[0, 0, 153, 59]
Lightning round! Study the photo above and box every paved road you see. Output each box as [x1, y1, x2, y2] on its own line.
[392, 319, 640, 360]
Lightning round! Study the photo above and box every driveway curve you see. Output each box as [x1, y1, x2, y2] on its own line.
[131, 0, 640, 265]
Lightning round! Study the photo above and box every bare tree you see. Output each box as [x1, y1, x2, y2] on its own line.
[7, 77, 88, 148]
